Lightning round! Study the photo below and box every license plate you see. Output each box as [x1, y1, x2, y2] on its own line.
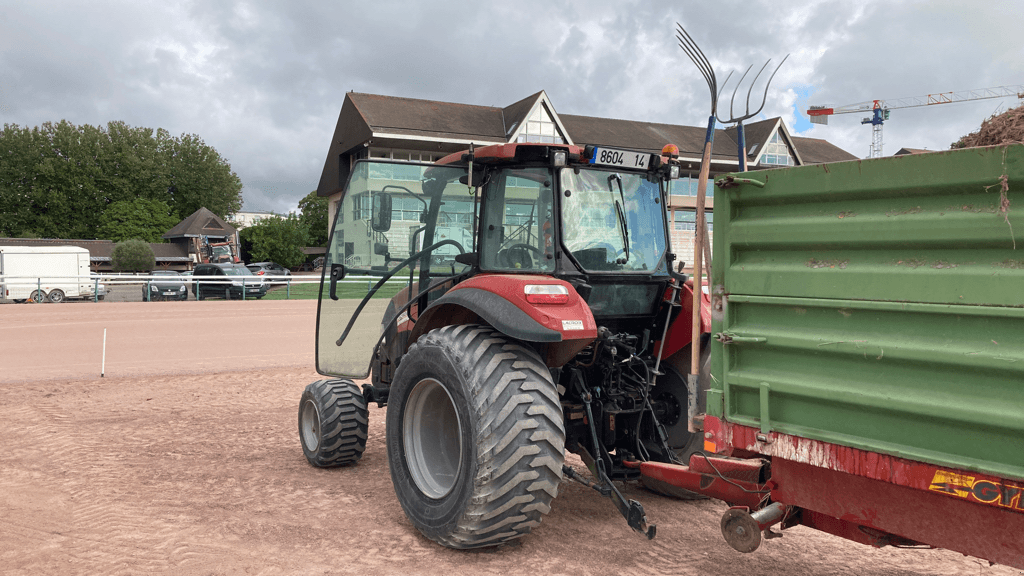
[163, 291, 176, 296]
[589, 147, 650, 169]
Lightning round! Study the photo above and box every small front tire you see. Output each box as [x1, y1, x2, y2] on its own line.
[299, 379, 369, 467]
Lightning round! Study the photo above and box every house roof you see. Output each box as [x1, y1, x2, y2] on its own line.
[560, 114, 739, 164]
[349, 92, 507, 143]
[318, 91, 859, 196]
[502, 91, 543, 139]
[162, 207, 236, 240]
[792, 136, 859, 164]
[894, 147, 931, 156]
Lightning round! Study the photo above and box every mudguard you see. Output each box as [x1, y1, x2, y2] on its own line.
[409, 274, 598, 367]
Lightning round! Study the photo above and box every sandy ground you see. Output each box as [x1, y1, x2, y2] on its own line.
[0, 301, 1018, 575]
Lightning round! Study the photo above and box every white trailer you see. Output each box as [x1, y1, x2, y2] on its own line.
[0, 246, 92, 303]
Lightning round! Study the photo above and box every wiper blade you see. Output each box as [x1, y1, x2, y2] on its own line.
[614, 199, 630, 264]
[608, 174, 630, 264]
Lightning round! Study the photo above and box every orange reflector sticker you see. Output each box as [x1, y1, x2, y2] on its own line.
[704, 440, 717, 453]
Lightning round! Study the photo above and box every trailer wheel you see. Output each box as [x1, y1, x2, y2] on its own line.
[387, 324, 565, 549]
[298, 379, 368, 467]
[47, 289, 66, 303]
[29, 290, 45, 303]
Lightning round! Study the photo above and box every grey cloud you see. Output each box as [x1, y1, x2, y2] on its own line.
[2, 0, 1020, 214]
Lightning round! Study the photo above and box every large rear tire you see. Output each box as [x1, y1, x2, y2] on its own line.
[386, 324, 565, 549]
[299, 379, 369, 467]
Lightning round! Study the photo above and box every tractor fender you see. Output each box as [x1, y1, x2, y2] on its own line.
[655, 280, 712, 361]
[409, 275, 597, 367]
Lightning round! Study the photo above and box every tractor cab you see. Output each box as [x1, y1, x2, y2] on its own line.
[316, 143, 684, 381]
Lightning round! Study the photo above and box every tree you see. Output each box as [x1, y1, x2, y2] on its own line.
[238, 215, 309, 269]
[164, 133, 243, 219]
[297, 190, 329, 248]
[111, 239, 156, 272]
[0, 120, 243, 239]
[98, 198, 180, 243]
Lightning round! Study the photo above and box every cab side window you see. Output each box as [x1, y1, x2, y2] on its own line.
[480, 168, 555, 272]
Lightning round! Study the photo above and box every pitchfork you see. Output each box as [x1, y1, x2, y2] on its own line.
[673, 23, 787, 418]
[717, 55, 790, 171]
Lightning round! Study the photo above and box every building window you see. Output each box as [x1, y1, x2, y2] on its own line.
[367, 149, 444, 181]
[516, 104, 565, 144]
[673, 210, 714, 232]
[668, 175, 714, 198]
[760, 132, 794, 166]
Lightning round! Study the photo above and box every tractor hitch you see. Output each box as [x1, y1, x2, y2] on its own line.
[573, 448, 657, 540]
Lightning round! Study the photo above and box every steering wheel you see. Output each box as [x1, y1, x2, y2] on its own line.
[500, 243, 541, 269]
[587, 241, 626, 260]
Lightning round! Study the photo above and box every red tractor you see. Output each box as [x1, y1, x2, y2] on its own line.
[298, 142, 710, 548]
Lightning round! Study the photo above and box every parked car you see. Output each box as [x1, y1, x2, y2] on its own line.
[192, 263, 267, 300]
[246, 261, 292, 283]
[143, 270, 189, 301]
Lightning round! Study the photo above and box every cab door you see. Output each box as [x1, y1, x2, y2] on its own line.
[316, 160, 470, 378]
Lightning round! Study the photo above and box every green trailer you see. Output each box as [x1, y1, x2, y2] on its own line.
[660, 143, 1023, 566]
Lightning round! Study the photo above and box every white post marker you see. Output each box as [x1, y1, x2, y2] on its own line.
[101, 328, 107, 377]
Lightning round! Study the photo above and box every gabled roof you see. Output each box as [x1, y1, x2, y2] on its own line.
[502, 91, 542, 139]
[503, 90, 573, 145]
[724, 117, 778, 159]
[791, 136, 859, 164]
[894, 147, 931, 156]
[318, 91, 859, 197]
[349, 92, 506, 143]
[560, 114, 739, 166]
[162, 207, 236, 239]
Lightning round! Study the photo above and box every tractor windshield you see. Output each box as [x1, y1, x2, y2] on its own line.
[560, 168, 668, 273]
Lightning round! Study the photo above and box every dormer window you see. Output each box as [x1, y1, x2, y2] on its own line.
[516, 104, 565, 144]
[760, 132, 794, 166]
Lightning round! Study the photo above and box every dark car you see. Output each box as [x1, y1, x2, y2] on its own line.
[246, 261, 292, 283]
[143, 270, 188, 301]
[192, 263, 267, 300]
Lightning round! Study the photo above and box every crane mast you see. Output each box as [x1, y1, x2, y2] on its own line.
[807, 84, 1024, 158]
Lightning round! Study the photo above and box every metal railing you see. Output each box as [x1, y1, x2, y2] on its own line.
[0, 273, 405, 303]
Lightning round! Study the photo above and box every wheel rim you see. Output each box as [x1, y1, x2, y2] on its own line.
[300, 399, 321, 451]
[404, 378, 463, 499]
[49, 290, 64, 303]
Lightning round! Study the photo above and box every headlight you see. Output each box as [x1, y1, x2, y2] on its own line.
[179, 286, 185, 292]
[150, 284, 158, 291]
[551, 150, 567, 167]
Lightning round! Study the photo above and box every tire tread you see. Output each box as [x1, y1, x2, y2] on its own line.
[299, 379, 368, 467]
[395, 324, 565, 549]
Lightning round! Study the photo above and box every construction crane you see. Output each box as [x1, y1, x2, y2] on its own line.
[807, 85, 1024, 158]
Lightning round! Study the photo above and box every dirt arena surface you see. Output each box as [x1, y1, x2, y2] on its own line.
[1, 301, 1018, 575]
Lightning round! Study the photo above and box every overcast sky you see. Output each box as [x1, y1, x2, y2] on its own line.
[2, 0, 1022, 214]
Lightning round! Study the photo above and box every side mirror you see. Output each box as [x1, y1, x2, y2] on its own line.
[371, 193, 392, 232]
